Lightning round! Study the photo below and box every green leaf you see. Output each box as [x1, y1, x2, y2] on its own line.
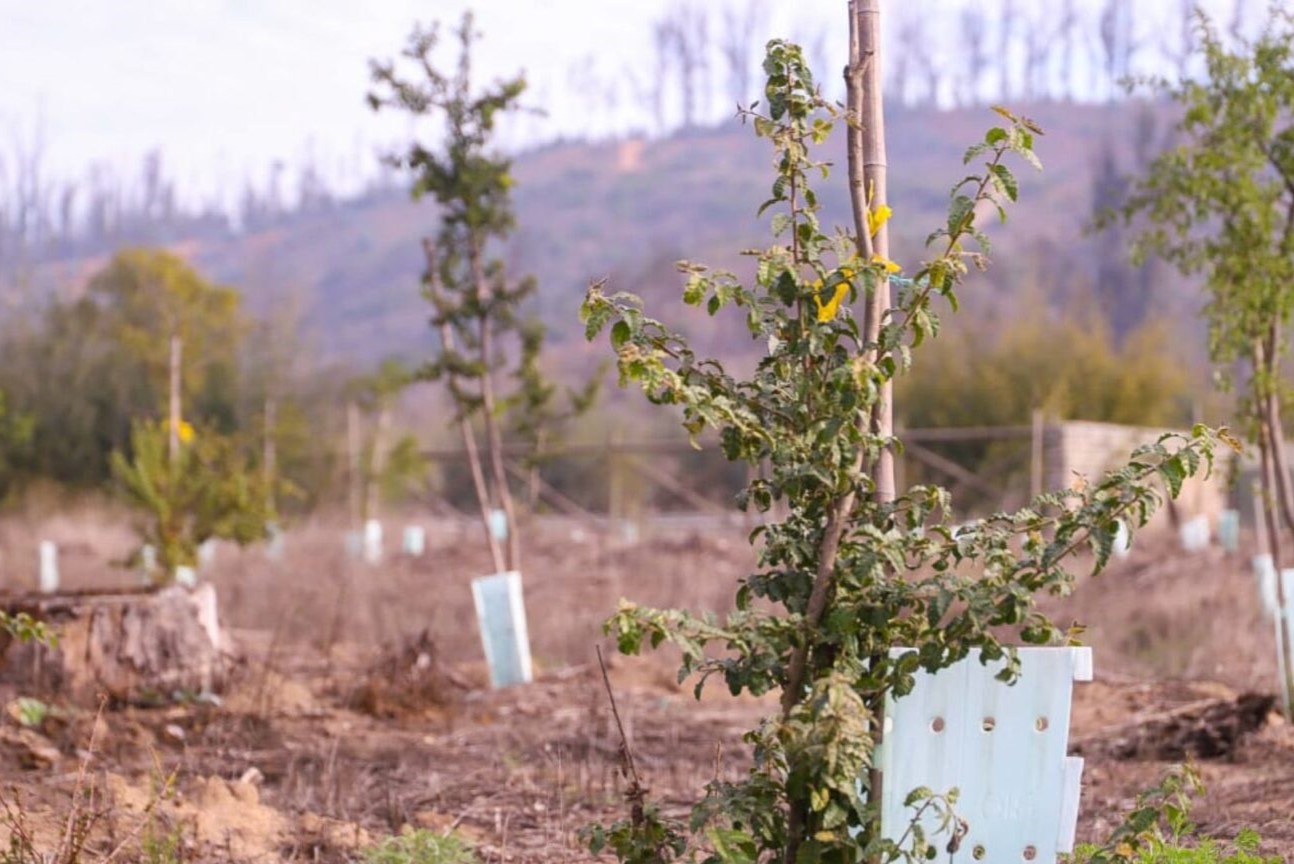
[903, 785, 933, 808]
[683, 275, 706, 306]
[947, 195, 975, 237]
[1089, 521, 1115, 573]
[775, 271, 799, 306]
[988, 163, 1018, 202]
[1160, 455, 1187, 498]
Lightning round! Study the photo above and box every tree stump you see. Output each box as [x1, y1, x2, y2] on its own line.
[0, 584, 234, 705]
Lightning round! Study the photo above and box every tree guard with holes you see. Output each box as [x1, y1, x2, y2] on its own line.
[877, 646, 1092, 862]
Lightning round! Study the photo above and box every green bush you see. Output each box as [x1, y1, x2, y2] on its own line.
[111, 418, 275, 578]
[1068, 766, 1279, 864]
[359, 829, 478, 864]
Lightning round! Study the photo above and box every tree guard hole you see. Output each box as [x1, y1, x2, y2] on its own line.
[981, 716, 996, 732]
[1035, 715, 1050, 732]
[972, 845, 986, 860]
[1023, 845, 1038, 861]
[930, 716, 945, 733]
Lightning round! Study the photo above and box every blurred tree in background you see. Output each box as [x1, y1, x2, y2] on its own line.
[0, 250, 243, 486]
[899, 310, 1195, 430]
[897, 304, 1201, 510]
[0, 249, 349, 514]
[110, 418, 276, 577]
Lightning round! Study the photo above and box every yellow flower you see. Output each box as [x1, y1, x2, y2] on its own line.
[169, 419, 195, 444]
[863, 179, 893, 238]
[866, 204, 892, 238]
[813, 267, 855, 323]
[871, 254, 901, 274]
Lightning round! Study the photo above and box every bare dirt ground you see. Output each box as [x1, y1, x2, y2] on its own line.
[1, 514, 1293, 862]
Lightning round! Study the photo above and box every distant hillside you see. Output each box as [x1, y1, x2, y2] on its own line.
[43, 99, 1201, 370]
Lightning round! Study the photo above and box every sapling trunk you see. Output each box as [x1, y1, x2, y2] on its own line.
[1254, 334, 1294, 716]
[365, 401, 392, 527]
[438, 318, 506, 575]
[470, 244, 521, 573]
[168, 333, 182, 466]
[1261, 324, 1294, 534]
[263, 395, 277, 514]
[780, 491, 857, 864]
[347, 400, 362, 528]
[459, 408, 506, 574]
[372, 21, 542, 583]
[782, 6, 893, 862]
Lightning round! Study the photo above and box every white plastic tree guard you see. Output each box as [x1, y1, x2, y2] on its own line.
[487, 509, 509, 542]
[363, 519, 384, 564]
[38, 541, 58, 593]
[197, 538, 217, 570]
[344, 530, 362, 560]
[878, 646, 1093, 863]
[1250, 556, 1293, 710]
[1217, 509, 1240, 553]
[403, 525, 426, 557]
[1179, 514, 1210, 552]
[1253, 554, 1278, 618]
[140, 544, 158, 583]
[266, 521, 285, 561]
[471, 570, 533, 688]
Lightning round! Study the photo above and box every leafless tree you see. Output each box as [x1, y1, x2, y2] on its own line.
[959, 3, 990, 106]
[0, 119, 56, 281]
[567, 54, 602, 138]
[657, 3, 712, 128]
[890, 7, 927, 104]
[1057, 0, 1081, 100]
[1099, 0, 1138, 101]
[55, 183, 76, 255]
[914, 28, 941, 105]
[1160, 0, 1196, 84]
[298, 153, 332, 213]
[719, 0, 767, 109]
[998, 0, 1019, 101]
[650, 20, 673, 132]
[1230, 0, 1253, 42]
[1022, 12, 1052, 100]
[795, 24, 833, 99]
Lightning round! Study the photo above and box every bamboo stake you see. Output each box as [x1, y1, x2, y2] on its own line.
[852, 0, 894, 504]
[851, 7, 890, 863]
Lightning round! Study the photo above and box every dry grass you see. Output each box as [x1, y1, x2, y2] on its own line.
[0, 504, 753, 671]
[4, 503, 1294, 862]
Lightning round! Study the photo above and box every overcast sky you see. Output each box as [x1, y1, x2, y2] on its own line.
[0, 1, 847, 207]
[0, 0, 1245, 211]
